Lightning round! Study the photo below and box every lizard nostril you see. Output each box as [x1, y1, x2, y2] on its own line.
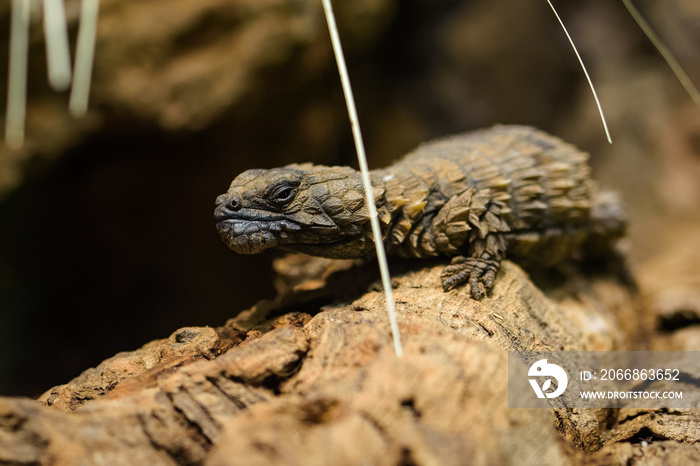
[227, 197, 242, 211]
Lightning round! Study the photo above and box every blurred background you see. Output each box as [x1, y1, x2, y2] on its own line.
[0, 0, 698, 396]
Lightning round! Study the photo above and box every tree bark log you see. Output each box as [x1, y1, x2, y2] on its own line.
[5, 250, 697, 466]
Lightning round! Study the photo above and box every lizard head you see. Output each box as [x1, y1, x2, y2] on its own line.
[215, 164, 380, 258]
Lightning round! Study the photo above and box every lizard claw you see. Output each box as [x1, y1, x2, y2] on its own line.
[441, 257, 500, 300]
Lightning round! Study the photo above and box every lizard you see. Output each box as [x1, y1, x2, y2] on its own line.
[214, 125, 626, 300]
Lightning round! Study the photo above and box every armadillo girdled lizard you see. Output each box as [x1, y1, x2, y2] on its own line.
[215, 125, 626, 299]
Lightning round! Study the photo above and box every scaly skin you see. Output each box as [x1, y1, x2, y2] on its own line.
[215, 125, 626, 299]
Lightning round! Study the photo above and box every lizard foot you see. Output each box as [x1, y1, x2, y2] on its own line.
[441, 256, 500, 299]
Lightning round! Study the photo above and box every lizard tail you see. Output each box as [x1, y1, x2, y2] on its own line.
[586, 190, 637, 290]
[590, 190, 627, 240]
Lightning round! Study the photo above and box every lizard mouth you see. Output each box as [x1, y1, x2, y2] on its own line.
[214, 205, 287, 222]
[215, 205, 352, 255]
[215, 218, 303, 254]
[216, 217, 351, 255]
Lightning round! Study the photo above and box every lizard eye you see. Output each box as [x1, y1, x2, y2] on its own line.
[269, 185, 297, 207]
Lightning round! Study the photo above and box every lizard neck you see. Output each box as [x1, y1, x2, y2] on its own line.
[277, 169, 391, 259]
[262, 166, 435, 260]
[371, 168, 441, 258]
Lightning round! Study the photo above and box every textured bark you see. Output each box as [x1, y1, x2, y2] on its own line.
[3, 237, 700, 464]
[0, 251, 659, 466]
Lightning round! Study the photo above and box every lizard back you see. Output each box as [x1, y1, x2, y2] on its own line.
[375, 125, 601, 265]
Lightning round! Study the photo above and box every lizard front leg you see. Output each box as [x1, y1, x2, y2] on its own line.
[432, 189, 510, 299]
[441, 233, 506, 298]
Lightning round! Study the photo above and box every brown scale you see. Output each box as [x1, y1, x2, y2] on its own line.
[367, 125, 618, 298]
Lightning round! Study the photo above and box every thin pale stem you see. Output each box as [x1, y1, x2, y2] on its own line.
[42, 0, 72, 91]
[6, 0, 31, 149]
[70, 0, 100, 117]
[621, 0, 700, 108]
[546, 0, 612, 144]
[321, 0, 403, 357]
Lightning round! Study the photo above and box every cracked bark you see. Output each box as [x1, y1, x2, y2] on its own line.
[1, 245, 700, 465]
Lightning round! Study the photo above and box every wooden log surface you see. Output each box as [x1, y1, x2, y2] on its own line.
[2, 241, 700, 465]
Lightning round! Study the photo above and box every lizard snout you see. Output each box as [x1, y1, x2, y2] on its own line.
[214, 194, 243, 220]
